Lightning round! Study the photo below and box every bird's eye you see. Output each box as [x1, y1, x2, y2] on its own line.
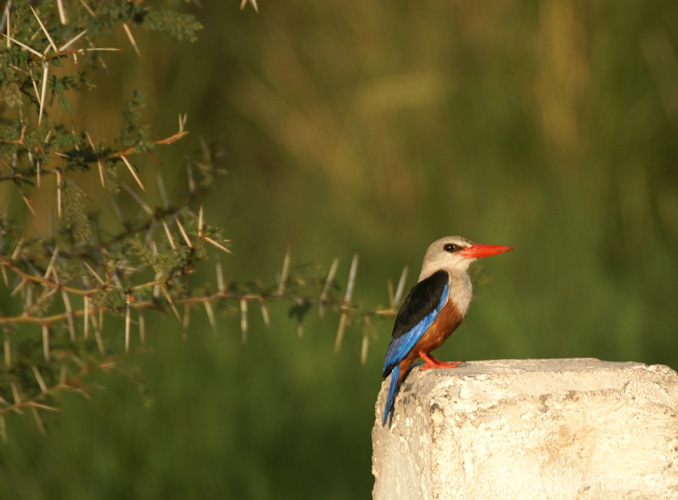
[444, 243, 461, 253]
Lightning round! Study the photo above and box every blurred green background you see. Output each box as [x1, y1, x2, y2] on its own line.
[2, 0, 678, 498]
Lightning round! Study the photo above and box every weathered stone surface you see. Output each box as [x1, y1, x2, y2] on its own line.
[372, 358, 678, 500]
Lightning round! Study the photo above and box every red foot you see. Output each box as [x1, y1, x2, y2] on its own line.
[419, 351, 462, 370]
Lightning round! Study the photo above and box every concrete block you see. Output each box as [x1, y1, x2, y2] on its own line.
[372, 358, 678, 500]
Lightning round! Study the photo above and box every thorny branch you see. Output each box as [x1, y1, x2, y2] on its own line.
[0, 0, 402, 442]
[0, 0, 206, 439]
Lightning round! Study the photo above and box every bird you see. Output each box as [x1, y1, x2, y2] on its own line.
[381, 236, 513, 425]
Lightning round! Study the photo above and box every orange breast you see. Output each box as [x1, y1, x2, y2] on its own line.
[413, 299, 463, 354]
[397, 299, 464, 382]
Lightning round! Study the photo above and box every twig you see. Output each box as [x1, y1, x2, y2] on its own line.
[121, 23, 140, 57]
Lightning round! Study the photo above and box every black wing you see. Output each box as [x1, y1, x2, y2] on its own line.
[391, 270, 449, 340]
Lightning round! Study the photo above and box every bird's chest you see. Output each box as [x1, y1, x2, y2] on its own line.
[412, 299, 464, 353]
[448, 272, 473, 317]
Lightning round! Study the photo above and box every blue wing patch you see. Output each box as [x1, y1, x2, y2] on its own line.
[382, 277, 449, 376]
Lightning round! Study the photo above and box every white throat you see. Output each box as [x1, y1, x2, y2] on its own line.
[447, 269, 473, 317]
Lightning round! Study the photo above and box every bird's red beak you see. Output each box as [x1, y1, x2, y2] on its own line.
[460, 243, 514, 259]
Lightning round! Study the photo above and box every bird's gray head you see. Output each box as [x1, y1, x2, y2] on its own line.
[418, 236, 475, 280]
[418, 236, 514, 281]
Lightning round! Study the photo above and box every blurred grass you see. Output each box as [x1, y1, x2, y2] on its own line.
[1, 1, 677, 498]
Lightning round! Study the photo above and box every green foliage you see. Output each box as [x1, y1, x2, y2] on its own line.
[59, 175, 92, 242]
[142, 9, 203, 42]
[121, 90, 152, 150]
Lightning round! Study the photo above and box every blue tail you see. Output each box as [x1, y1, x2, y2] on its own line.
[382, 365, 401, 425]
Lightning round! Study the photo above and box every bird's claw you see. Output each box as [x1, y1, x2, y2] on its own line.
[419, 351, 463, 370]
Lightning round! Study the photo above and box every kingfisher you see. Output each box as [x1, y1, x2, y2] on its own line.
[382, 236, 513, 425]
